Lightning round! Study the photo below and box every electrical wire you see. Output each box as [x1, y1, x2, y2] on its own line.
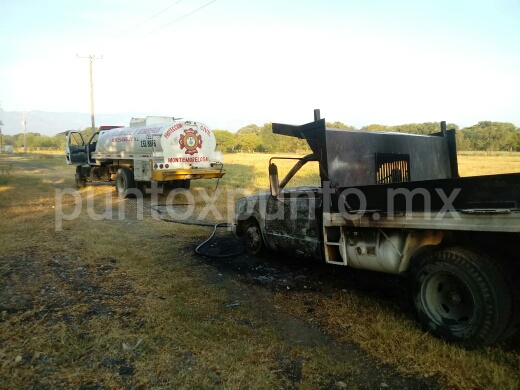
[116, 0, 186, 37]
[147, 0, 218, 36]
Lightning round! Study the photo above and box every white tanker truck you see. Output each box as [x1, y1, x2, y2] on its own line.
[65, 116, 225, 196]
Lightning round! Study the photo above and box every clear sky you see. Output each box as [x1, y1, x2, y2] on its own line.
[1, 0, 519, 131]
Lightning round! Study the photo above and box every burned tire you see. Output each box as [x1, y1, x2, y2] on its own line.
[115, 168, 135, 198]
[410, 247, 511, 348]
[243, 220, 264, 256]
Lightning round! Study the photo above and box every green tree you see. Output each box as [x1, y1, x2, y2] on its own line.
[236, 124, 260, 135]
[446, 123, 460, 131]
[326, 121, 356, 130]
[213, 130, 237, 152]
[461, 121, 517, 151]
[362, 124, 390, 132]
[363, 122, 459, 135]
[54, 134, 67, 150]
[14, 132, 40, 149]
[2, 134, 14, 146]
[512, 130, 520, 151]
[34, 135, 61, 149]
[236, 133, 261, 152]
[455, 131, 471, 151]
[81, 127, 98, 143]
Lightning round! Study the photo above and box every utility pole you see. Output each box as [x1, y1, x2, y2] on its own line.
[22, 111, 27, 153]
[77, 54, 103, 133]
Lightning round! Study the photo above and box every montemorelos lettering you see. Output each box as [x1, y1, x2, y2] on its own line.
[168, 156, 210, 163]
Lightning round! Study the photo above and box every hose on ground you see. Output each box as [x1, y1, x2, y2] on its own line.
[151, 204, 244, 258]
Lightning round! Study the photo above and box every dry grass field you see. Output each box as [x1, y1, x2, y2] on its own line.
[457, 152, 520, 177]
[0, 152, 519, 389]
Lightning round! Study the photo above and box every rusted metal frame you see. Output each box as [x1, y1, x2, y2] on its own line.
[268, 154, 317, 190]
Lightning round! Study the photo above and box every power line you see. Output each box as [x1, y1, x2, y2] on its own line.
[116, 0, 185, 37]
[148, 0, 217, 36]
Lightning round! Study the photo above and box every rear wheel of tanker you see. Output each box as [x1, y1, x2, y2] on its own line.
[243, 220, 264, 256]
[181, 180, 191, 189]
[115, 168, 135, 198]
[410, 247, 511, 349]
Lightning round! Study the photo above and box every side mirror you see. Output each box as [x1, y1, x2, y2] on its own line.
[269, 163, 280, 198]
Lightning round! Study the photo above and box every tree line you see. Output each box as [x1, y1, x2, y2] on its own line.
[1, 132, 66, 150]
[0, 127, 97, 151]
[1, 121, 519, 152]
[215, 121, 520, 153]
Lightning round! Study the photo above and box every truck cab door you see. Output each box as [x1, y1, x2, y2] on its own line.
[86, 132, 100, 165]
[65, 131, 87, 165]
[265, 188, 322, 258]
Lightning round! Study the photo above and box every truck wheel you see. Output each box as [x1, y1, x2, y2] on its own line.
[181, 180, 191, 189]
[243, 220, 264, 256]
[410, 247, 511, 348]
[75, 167, 87, 188]
[115, 168, 135, 198]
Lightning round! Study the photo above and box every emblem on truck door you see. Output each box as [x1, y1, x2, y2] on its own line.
[179, 128, 203, 155]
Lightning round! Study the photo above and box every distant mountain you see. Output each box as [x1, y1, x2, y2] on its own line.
[0, 109, 149, 136]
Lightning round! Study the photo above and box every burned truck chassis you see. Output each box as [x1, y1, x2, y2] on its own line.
[235, 110, 520, 348]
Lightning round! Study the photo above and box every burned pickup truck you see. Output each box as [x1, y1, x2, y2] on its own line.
[235, 110, 520, 348]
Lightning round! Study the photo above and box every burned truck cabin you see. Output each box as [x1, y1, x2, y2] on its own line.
[246, 111, 520, 258]
[256, 113, 458, 257]
[237, 111, 520, 347]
